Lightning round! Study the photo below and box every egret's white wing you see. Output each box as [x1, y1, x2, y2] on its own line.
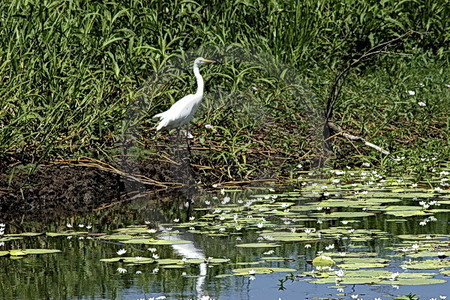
[154, 93, 203, 130]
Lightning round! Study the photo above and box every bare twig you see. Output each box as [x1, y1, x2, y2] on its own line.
[322, 30, 417, 158]
[328, 122, 390, 155]
[49, 157, 183, 189]
[325, 30, 416, 121]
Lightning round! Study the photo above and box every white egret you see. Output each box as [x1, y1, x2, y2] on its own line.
[152, 57, 215, 133]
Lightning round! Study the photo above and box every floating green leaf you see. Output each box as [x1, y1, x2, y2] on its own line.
[5, 232, 43, 237]
[122, 239, 192, 245]
[312, 255, 336, 267]
[23, 249, 62, 255]
[232, 267, 296, 275]
[236, 243, 280, 248]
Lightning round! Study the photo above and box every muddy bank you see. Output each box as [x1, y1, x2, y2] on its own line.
[0, 165, 121, 223]
[0, 153, 208, 223]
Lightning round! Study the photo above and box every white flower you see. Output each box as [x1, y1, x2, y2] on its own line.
[173, 218, 180, 223]
[117, 267, 127, 274]
[390, 272, 399, 281]
[205, 124, 212, 129]
[406, 90, 416, 95]
[362, 162, 370, 167]
[152, 254, 159, 259]
[135, 256, 142, 260]
[248, 269, 256, 275]
[418, 101, 426, 107]
[135, 270, 142, 274]
[304, 244, 312, 248]
[78, 224, 84, 228]
[117, 249, 127, 255]
[152, 268, 159, 274]
[66, 223, 73, 228]
[86, 225, 92, 229]
[148, 247, 157, 252]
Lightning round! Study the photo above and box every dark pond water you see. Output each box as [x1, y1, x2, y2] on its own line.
[1, 169, 450, 300]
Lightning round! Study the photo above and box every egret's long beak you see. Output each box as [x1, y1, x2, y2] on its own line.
[201, 59, 215, 63]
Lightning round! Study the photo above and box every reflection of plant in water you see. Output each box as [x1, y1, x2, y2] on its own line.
[405, 293, 419, 300]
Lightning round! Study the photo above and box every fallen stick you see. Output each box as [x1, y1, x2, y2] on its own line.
[328, 122, 390, 155]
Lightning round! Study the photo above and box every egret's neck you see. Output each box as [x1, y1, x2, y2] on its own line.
[193, 63, 204, 97]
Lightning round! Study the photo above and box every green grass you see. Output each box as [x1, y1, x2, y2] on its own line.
[0, 0, 449, 181]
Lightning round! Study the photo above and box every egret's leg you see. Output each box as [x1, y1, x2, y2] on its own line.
[175, 128, 181, 160]
[186, 125, 191, 156]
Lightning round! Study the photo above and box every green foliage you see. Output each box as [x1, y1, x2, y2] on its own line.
[0, 0, 448, 179]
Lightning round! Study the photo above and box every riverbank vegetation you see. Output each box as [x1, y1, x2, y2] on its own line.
[1, 0, 449, 187]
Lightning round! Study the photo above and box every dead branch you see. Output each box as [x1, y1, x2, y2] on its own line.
[325, 30, 416, 121]
[322, 30, 418, 159]
[49, 157, 183, 189]
[328, 122, 390, 155]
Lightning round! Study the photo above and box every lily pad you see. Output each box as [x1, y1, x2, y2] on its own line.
[122, 239, 192, 245]
[312, 255, 336, 267]
[186, 258, 230, 264]
[23, 249, 62, 255]
[9, 250, 26, 256]
[100, 256, 155, 264]
[311, 212, 375, 218]
[46, 231, 87, 237]
[97, 234, 136, 240]
[236, 243, 281, 248]
[401, 259, 450, 270]
[232, 267, 296, 275]
[5, 232, 43, 237]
